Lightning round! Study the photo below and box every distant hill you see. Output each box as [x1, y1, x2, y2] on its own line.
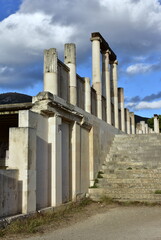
[0, 92, 32, 105]
[135, 114, 149, 124]
[0, 93, 149, 125]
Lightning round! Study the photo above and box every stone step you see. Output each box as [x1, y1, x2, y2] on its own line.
[114, 134, 161, 139]
[102, 169, 161, 178]
[109, 147, 161, 152]
[91, 187, 161, 194]
[98, 177, 161, 185]
[107, 155, 161, 162]
[88, 188, 161, 202]
[103, 163, 161, 171]
[109, 149, 161, 154]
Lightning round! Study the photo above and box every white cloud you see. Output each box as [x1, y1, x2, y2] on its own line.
[0, 12, 75, 65]
[0, 0, 161, 89]
[126, 63, 153, 74]
[125, 102, 136, 108]
[135, 100, 161, 110]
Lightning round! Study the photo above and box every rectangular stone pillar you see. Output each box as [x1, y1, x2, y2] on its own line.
[136, 123, 143, 134]
[129, 112, 135, 134]
[85, 77, 91, 113]
[118, 88, 125, 132]
[44, 48, 58, 95]
[8, 127, 36, 214]
[140, 121, 146, 134]
[71, 122, 81, 200]
[48, 115, 62, 206]
[125, 108, 130, 134]
[154, 114, 160, 133]
[102, 50, 111, 124]
[111, 60, 119, 128]
[145, 124, 149, 134]
[89, 127, 95, 186]
[90, 36, 102, 119]
[64, 44, 77, 105]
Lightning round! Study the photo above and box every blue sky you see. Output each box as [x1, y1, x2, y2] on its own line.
[0, 0, 161, 118]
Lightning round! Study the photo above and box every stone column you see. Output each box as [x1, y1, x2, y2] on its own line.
[129, 112, 135, 134]
[136, 123, 143, 134]
[111, 60, 119, 128]
[145, 124, 149, 134]
[48, 115, 62, 206]
[85, 77, 91, 113]
[102, 50, 111, 124]
[154, 114, 160, 133]
[125, 108, 130, 134]
[118, 88, 125, 132]
[90, 36, 102, 119]
[71, 122, 81, 200]
[140, 121, 146, 134]
[64, 44, 77, 105]
[44, 48, 58, 95]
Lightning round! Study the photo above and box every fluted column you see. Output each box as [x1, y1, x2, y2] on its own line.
[64, 44, 77, 105]
[118, 88, 125, 132]
[154, 114, 160, 133]
[111, 60, 119, 128]
[44, 48, 58, 95]
[102, 50, 111, 124]
[91, 36, 102, 119]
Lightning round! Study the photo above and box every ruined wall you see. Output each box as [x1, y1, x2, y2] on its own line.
[0, 170, 19, 217]
[1, 33, 127, 218]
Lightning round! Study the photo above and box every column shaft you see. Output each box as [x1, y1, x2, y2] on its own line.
[140, 121, 146, 134]
[125, 108, 130, 134]
[111, 61, 119, 128]
[85, 77, 91, 113]
[118, 88, 125, 131]
[44, 48, 58, 95]
[102, 51, 111, 124]
[154, 115, 160, 133]
[130, 112, 135, 134]
[91, 37, 102, 119]
[64, 44, 77, 105]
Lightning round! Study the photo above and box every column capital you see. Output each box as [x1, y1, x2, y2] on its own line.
[154, 114, 159, 118]
[90, 36, 102, 42]
[110, 60, 118, 65]
[101, 49, 111, 55]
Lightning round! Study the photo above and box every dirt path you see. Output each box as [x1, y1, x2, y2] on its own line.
[16, 205, 161, 240]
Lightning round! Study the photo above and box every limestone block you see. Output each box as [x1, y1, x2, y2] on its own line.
[8, 127, 36, 214]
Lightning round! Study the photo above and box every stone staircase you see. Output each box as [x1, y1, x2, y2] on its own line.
[89, 134, 161, 203]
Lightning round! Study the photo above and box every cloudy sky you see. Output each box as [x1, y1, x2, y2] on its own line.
[0, 0, 161, 118]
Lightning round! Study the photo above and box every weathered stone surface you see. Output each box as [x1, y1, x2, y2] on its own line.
[89, 134, 161, 203]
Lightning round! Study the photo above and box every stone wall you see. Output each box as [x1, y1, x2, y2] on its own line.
[0, 170, 19, 217]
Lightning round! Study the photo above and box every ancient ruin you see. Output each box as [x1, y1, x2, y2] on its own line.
[0, 32, 160, 219]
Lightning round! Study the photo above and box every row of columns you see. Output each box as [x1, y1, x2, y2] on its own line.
[43, 37, 159, 135]
[136, 115, 160, 134]
[43, 42, 135, 134]
[90, 35, 135, 134]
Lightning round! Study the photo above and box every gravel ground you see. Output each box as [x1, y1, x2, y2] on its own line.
[18, 206, 161, 240]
